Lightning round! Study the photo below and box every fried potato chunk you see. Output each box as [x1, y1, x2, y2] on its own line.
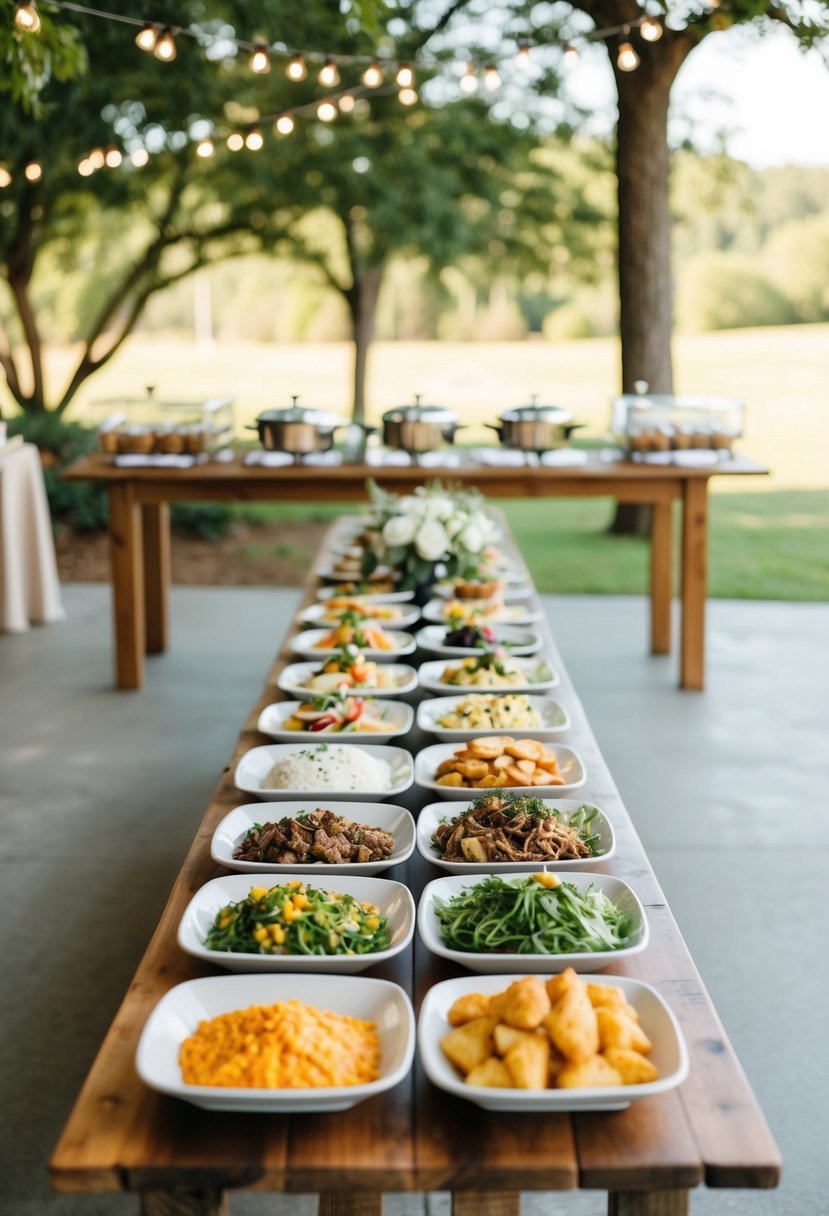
[603, 1047, 659, 1085]
[586, 983, 640, 1021]
[557, 1055, 624, 1089]
[447, 992, 492, 1026]
[542, 984, 599, 1063]
[596, 1007, 652, 1055]
[436, 771, 464, 787]
[465, 1057, 513, 1088]
[545, 967, 579, 1006]
[490, 977, 551, 1030]
[504, 1034, 550, 1089]
[493, 1024, 541, 1056]
[440, 1016, 499, 1075]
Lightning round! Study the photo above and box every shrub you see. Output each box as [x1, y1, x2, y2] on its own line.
[543, 304, 594, 341]
[676, 252, 796, 332]
[762, 211, 829, 322]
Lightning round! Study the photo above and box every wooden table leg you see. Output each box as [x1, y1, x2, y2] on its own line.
[142, 502, 171, 655]
[650, 499, 673, 656]
[452, 1194, 520, 1215]
[608, 1188, 690, 1216]
[319, 1195, 382, 1216]
[679, 478, 708, 691]
[109, 483, 145, 690]
[141, 1189, 227, 1216]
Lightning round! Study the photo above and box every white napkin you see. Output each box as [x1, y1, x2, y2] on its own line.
[418, 450, 461, 468]
[472, 447, 527, 467]
[302, 451, 343, 467]
[639, 452, 674, 466]
[212, 447, 235, 463]
[671, 450, 720, 467]
[114, 454, 198, 468]
[365, 449, 411, 467]
[243, 450, 294, 468]
[539, 448, 589, 467]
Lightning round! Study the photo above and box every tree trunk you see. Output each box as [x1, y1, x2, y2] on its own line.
[347, 265, 383, 426]
[608, 33, 693, 537]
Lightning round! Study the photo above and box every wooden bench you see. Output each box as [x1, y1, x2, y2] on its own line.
[62, 451, 767, 691]
[50, 511, 781, 1215]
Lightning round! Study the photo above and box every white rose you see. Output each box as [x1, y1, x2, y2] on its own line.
[445, 517, 465, 540]
[397, 495, 419, 514]
[459, 523, 484, 554]
[382, 515, 417, 547]
[424, 494, 454, 521]
[415, 519, 450, 562]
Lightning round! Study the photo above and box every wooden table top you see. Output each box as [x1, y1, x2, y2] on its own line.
[50, 513, 781, 1198]
[64, 450, 768, 488]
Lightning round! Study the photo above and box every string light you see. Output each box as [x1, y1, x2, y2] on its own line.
[564, 43, 580, 65]
[275, 115, 295, 135]
[286, 53, 307, 81]
[617, 39, 640, 71]
[24, 161, 43, 182]
[78, 158, 94, 176]
[338, 94, 356, 113]
[317, 100, 337, 122]
[640, 16, 663, 40]
[483, 63, 501, 91]
[249, 42, 270, 73]
[88, 147, 106, 169]
[516, 43, 531, 68]
[105, 146, 122, 167]
[134, 22, 158, 52]
[460, 62, 478, 94]
[130, 147, 149, 166]
[245, 128, 264, 150]
[196, 137, 214, 157]
[395, 63, 414, 88]
[0, 168, 12, 188]
[362, 60, 383, 88]
[154, 27, 177, 61]
[14, 2, 41, 33]
[398, 87, 418, 106]
[226, 132, 244, 151]
[319, 58, 340, 86]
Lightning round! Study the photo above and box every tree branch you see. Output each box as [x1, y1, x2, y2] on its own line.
[8, 275, 46, 410]
[0, 334, 25, 409]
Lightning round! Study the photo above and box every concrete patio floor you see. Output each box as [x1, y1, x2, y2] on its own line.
[1, 585, 827, 1216]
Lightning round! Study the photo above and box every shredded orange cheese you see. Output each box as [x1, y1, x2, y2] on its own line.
[179, 998, 380, 1089]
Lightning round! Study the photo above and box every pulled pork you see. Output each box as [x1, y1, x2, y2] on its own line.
[234, 808, 395, 865]
[432, 793, 592, 863]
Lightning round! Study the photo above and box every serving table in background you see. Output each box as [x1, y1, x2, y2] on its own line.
[50, 512, 781, 1216]
[63, 452, 766, 692]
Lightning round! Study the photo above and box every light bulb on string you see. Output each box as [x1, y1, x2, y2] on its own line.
[286, 54, 307, 81]
[130, 147, 149, 167]
[319, 58, 340, 86]
[88, 147, 105, 169]
[249, 43, 270, 73]
[396, 63, 414, 88]
[362, 60, 383, 88]
[78, 159, 94, 177]
[14, 3, 41, 33]
[398, 86, 417, 106]
[226, 132, 244, 151]
[196, 138, 214, 158]
[616, 39, 640, 71]
[134, 23, 158, 52]
[460, 62, 478, 94]
[154, 27, 177, 62]
[24, 161, 42, 182]
[516, 43, 531, 68]
[640, 16, 663, 40]
[338, 94, 356, 113]
[0, 167, 12, 188]
[483, 63, 501, 91]
[275, 115, 295, 135]
[105, 147, 122, 168]
[563, 43, 580, 65]
[245, 129, 264, 150]
[317, 101, 337, 122]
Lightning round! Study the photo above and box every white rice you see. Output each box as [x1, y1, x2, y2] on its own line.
[264, 744, 391, 791]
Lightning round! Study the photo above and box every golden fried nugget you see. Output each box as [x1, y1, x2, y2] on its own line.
[493, 1024, 541, 1056]
[436, 772, 464, 787]
[542, 984, 599, 1063]
[534, 753, 562, 773]
[548, 1042, 567, 1083]
[586, 984, 640, 1021]
[492, 754, 513, 770]
[596, 1008, 652, 1055]
[505, 739, 543, 761]
[505, 764, 531, 785]
[468, 737, 513, 759]
[490, 977, 551, 1030]
[436, 759, 462, 776]
[504, 1034, 550, 1090]
[453, 759, 490, 780]
[556, 1055, 624, 1089]
[474, 775, 500, 788]
[515, 759, 537, 775]
[465, 1057, 512, 1088]
[447, 993, 492, 1026]
[545, 968, 579, 1006]
[440, 1016, 499, 1075]
[532, 771, 563, 786]
[603, 1048, 659, 1085]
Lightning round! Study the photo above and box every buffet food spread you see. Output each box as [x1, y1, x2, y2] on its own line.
[129, 481, 689, 1114]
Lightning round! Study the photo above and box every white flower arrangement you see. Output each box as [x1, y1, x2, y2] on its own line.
[363, 480, 500, 591]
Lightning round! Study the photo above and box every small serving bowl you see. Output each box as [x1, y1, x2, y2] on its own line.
[414, 741, 585, 800]
[415, 625, 542, 658]
[416, 694, 569, 742]
[258, 699, 414, 744]
[235, 742, 414, 802]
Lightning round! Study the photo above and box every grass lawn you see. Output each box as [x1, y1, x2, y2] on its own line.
[233, 488, 829, 601]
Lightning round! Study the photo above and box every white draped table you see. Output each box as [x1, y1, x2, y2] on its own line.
[0, 440, 65, 633]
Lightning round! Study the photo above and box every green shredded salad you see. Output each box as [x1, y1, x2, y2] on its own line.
[433, 874, 634, 955]
[204, 880, 390, 956]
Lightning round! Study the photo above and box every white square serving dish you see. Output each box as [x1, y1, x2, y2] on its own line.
[235, 743, 414, 802]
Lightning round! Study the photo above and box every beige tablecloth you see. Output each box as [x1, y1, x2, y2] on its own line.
[0, 441, 65, 633]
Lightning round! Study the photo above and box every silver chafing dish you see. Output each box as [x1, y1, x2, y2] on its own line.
[487, 395, 584, 454]
[381, 395, 462, 461]
[248, 396, 343, 461]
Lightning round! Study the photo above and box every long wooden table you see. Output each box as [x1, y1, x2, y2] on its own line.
[63, 451, 767, 692]
[50, 511, 781, 1216]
